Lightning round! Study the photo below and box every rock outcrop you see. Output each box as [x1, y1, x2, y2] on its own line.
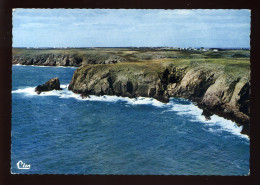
[68, 63, 250, 136]
[35, 77, 62, 94]
[12, 48, 250, 67]
[12, 54, 126, 66]
[12, 54, 83, 67]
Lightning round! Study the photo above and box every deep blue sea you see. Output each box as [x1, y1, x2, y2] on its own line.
[11, 65, 249, 175]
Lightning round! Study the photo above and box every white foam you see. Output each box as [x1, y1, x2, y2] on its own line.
[166, 99, 249, 140]
[11, 85, 166, 107]
[12, 85, 72, 97]
[126, 97, 166, 107]
[168, 101, 203, 116]
[207, 115, 249, 140]
[78, 95, 127, 102]
[67, 94, 166, 107]
[12, 64, 77, 68]
[31, 65, 54, 68]
[12, 86, 249, 140]
[60, 84, 68, 89]
[12, 87, 37, 95]
[30, 65, 77, 68]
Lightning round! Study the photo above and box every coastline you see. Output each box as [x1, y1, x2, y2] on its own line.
[12, 48, 250, 137]
[13, 64, 78, 68]
[12, 64, 250, 137]
[68, 62, 250, 136]
[12, 82, 249, 140]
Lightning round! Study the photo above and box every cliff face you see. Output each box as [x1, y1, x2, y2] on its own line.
[12, 54, 126, 66]
[68, 62, 250, 136]
[12, 54, 83, 66]
[12, 48, 250, 67]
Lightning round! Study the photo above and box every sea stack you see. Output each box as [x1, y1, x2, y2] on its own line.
[35, 77, 62, 94]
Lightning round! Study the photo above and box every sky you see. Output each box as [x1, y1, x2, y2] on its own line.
[12, 9, 250, 48]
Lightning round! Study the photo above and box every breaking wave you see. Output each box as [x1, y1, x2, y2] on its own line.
[13, 64, 77, 68]
[12, 85, 249, 140]
[166, 99, 249, 140]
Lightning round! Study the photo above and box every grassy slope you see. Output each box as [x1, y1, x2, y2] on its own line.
[13, 47, 250, 80]
[115, 58, 249, 78]
[14, 48, 250, 134]
[12, 47, 250, 60]
[13, 48, 250, 75]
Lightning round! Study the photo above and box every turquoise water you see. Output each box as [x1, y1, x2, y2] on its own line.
[11, 65, 249, 175]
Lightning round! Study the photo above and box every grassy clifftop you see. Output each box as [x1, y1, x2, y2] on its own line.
[13, 47, 250, 136]
[69, 56, 250, 135]
[12, 47, 250, 66]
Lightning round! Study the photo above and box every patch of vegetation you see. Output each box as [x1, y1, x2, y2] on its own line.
[13, 47, 250, 81]
[13, 47, 250, 62]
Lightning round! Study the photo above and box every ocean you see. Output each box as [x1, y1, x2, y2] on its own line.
[11, 65, 249, 175]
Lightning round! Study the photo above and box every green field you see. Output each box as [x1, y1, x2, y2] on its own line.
[13, 47, 250, 79]
[13, 47, 250, 61]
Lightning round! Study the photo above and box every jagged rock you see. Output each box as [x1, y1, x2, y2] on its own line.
[35, 77, 62, 94]
[68, 64, 169, 102]
[12, 53, 126, 67]
[202, 109, 213, 121]
[12, 54, 83, 67]
[68, 63, 250, 136]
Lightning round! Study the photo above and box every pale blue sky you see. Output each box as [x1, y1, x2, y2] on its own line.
[12, 9, 250, 48]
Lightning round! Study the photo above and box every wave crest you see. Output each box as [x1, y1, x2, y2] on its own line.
[12, 85, 248, 140]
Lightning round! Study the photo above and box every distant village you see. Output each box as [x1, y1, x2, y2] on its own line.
[20, 46, 250, 51]
[154, 47, 250, 51]
[160, 47, 220, 51]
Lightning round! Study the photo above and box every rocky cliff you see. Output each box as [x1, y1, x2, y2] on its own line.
[12, 48, 250, 67]
[12, 54, 126, 66]
[68, 61, 250, 136]
[12, 54, 83, 66]
[35, 77, 62, 94]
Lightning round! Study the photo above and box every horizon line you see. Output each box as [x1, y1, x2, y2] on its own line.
[12, 46, 250, 49]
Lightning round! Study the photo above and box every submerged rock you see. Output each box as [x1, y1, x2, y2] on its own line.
[35, 77, 62, 94]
